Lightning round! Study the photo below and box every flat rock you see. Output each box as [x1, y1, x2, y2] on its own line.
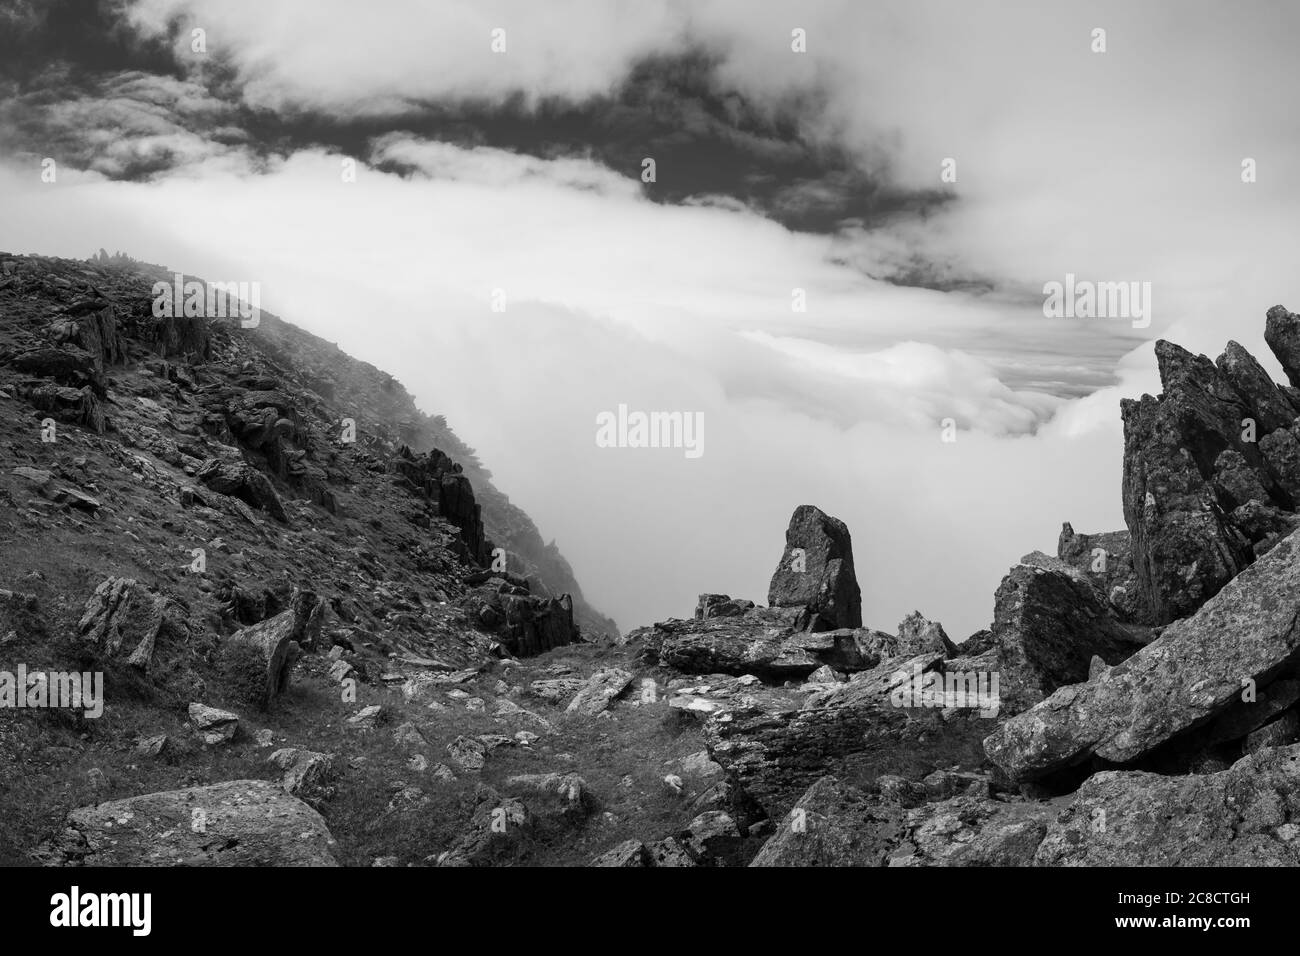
[565, 667, 634, 717]
[39, 780, 338, 866]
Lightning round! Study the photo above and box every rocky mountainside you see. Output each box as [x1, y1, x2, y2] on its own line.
[5, 258, 1300, 867]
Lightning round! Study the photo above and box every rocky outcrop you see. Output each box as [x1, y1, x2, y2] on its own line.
[389, 445, 490, 565]
[38, 780, 338, 866]
[225, 592, 325, 706]
[1055, 523, 1141, 622]
[985, 527, 1300, 784]
[1265, 304, 1300, 388]
[767, 505, 862, 631]
[694, 654, 996, 817]
[459, 572, 578, 657]
[1035, 745, 1300, 865]
[196, 457, 289, 523]
[1121, 325, 1300, 625]
[78, 577, 187, 671]
[653, 610, 871, 680]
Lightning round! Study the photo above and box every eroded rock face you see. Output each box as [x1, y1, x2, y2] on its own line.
[767, 505, 862, 631]
[38, 780, 338, 866]
[1035, 745, 1300, 866]
[460, 577, 578, 657]
[985, 528, 1300, 784]
[1121, 331, 1300, 624]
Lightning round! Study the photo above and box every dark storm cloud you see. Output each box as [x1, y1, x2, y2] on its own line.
[0, 2, 959, 264]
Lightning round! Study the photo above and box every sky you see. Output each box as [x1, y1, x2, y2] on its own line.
[2, 0, 1298, 639]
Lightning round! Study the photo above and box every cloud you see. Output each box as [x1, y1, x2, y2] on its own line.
[2, 0, 1298, 640]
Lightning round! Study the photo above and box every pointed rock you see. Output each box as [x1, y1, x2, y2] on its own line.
[767, 505, 862, 631]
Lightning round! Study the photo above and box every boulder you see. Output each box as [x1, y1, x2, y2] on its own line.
[565, 668, 634, 717]
[224, 594, 324, 706]
[750, 776, 904, 867]
[695, 594, 756, 620]
[196, 457, 288, 523]
[767, 505, 862, 631]
[895, 611, 957, 658]
[591, 839, 650, 867]
[504, 772, 595, 820]
[529, 676, 586, 706]
[991, 556, 1148, 712]
[436, 786, 533, 867]
[985, 527, 1300, 783]
[39, 780, 337, 866]
[678, 810, 745, 865]
[268, 748, 338, 800]
[888, 794, 1053, 866]
[188, 703, 238, 745]
[1035, 744, 1300, 865]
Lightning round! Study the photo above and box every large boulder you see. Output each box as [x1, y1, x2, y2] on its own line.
[196, 457, 288, 523]
[1035, 744, 1300, 866]
[991, 555, 1148, 712]
[767, 505, 862, 631]
[225, 592, 324, 706]
[38, 780, 338, 866]
[985, 527, 1300, 784]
